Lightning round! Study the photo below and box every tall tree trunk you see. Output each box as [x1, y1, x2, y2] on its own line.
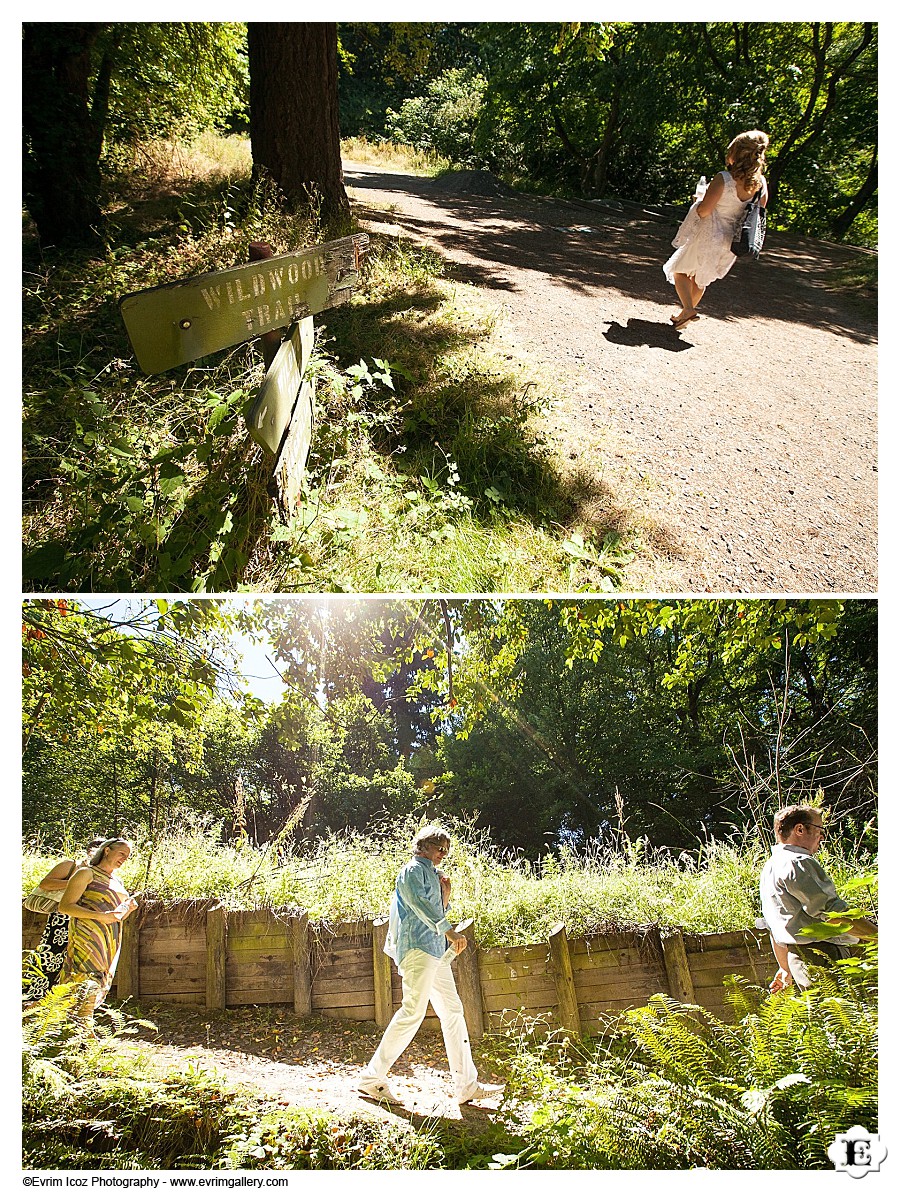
[831, 146, 877, 242]
[22, 23, 106, 252]
[247, 23, 350, 227]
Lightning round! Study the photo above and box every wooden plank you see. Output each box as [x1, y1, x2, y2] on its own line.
[318, 939, 372, 957]
[480, 943, 549, 968]
[684, 930, 765, 952]
[548, 923, 582, 1036]
[312, 989, 377, 1010]
[455, 919, 485, 1041]
[119, 234, 368, 374]
[479, 972, 555, 1001]
[247, 317, 314, 454]
[140, 939, 206, 958]
[312, 954, 374, 981]
[225, 933, 291, 952]
[138, 930, 206, 951]
[661, 929, 695, 1003]
[206, 906, 226, 1010]
[291, 913, 312, 1017]
[139, 951, 207, 969]
[114, 914, 140, 1000]
[571, 931, 650, 954]
[225, 948, 293, 968]
[691, 965, 766, 991]
[687, 945, 767, 972]
[271, 377, 315, 522]
[315, 920, 372, 939]
[314, 942, 371, 960]
[313, 973, 376, 997]
[372, 919, 394, 1030]
[482, 990, 558, 1013]
[227, 910, 293, 935]
[138, 974, 206, 996]
[573, 971, 666, 1000]
[483, 1010, 554, 1033]
[478, 954, 552, 981]
[226, 959, 292, 983]
[569, 946, 649, 972]
[319, 1005, 378, 1022]
[228, 988, 293, 1007]
[128, 990, 205, 1005]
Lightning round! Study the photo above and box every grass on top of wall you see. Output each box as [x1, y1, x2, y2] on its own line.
[22, 815, 877, 948]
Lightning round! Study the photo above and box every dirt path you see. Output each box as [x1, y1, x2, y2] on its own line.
[344, 161, 877, 593]
[134, 1005, 505, 1127]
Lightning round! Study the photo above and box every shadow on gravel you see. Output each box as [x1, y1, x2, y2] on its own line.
[346, 166, 875, 347]
[603, 318, 693, 352]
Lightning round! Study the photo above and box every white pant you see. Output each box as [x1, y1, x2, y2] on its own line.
[364, 947, 478, 1097]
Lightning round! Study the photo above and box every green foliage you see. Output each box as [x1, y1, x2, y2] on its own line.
[386, 67, 488, 167]
[424, 599, 876, 850]
[495, 946, 877, 1168]
[98, 23, 249, 153]
[22, 598, 259, 753]
[22, 996, 453, 1170]
[342, 21, 877, 245]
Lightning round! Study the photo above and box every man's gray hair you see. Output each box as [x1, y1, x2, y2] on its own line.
[414, 824, 451, 851]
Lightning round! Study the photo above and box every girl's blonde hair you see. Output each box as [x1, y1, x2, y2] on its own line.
[727, 129, 769, 190]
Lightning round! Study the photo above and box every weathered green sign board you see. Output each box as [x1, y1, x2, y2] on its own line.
[119, 233, 368, 374]
[246, 316, 314, 455]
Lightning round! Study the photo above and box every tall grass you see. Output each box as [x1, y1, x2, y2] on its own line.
[342, 135, 451, 175]
[23, 815, 877, 947]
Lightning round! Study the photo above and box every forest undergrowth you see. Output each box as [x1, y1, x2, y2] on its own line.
[23, 133, 635, 595]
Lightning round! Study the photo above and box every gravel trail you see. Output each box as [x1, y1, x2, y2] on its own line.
[345, 161, 876, 593]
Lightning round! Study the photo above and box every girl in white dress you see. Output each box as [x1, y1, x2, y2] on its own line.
[664, 130, 769, 328]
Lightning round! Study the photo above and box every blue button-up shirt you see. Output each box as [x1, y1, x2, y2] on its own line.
[384, 855, 452, 964]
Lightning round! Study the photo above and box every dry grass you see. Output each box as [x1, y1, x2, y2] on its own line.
[341, 136, 451, 175]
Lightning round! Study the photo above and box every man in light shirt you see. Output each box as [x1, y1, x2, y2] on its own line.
[358, 825, 503, 1106]
[760, 804, 877, 992]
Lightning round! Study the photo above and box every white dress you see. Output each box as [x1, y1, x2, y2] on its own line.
[663, 170, 753, 289]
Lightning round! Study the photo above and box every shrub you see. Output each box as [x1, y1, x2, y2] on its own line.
[495, 945, 878, 1169]
[385, 68, 487, 167]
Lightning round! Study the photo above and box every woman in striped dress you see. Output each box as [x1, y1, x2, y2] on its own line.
[59, 837, 139, 1030]
[23, 836, 105, 1003]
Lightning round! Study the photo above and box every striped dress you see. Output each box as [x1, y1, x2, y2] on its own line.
[62, 865, 129, 1003]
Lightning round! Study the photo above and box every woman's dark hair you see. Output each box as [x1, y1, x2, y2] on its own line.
[89, 837, 132, 866]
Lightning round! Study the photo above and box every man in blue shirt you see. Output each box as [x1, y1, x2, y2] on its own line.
[358, 825, 502, 1106]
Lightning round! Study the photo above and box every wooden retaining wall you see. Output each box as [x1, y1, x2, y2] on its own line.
[23, 906, 773, 1033]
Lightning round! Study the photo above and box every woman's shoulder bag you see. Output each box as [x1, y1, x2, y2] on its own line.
[23, 861, 76, 914]
[732, 189, 766, 259]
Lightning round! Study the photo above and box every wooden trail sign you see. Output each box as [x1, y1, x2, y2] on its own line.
[118, 232, 369, 515]
[119, 233, 368, 374]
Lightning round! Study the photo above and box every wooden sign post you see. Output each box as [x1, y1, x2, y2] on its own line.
[119, 233, 368, 511]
